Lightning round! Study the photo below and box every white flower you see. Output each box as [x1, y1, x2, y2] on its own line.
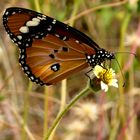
[125, 33, 140, 46]
[63, 119, 88, 140]
[93, 65, 118, 92]
[72, 102, 99, 122]
[67, 120, 86, 132]
[64, 120, 87, 140]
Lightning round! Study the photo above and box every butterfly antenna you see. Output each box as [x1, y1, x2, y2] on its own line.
[114, 52, 137, 57]
[113, 51, 137, 87]
[114, 56, 125, 87]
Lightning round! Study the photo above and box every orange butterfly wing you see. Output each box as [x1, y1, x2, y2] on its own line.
[3, 7, 102, 85]
[23, 35, 92, 85]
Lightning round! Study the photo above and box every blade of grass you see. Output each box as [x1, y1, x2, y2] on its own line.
[22, 81, 32, 140]
[43, 87, 49, 138]
[10, 104, 36, 140]
[109, 12, 131, 140]
[65, 0, 128, 24]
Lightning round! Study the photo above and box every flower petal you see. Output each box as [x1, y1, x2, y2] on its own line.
[109, 79, 118, 88]
[93, 65, 104, 78]
[101, 81, 108, 92]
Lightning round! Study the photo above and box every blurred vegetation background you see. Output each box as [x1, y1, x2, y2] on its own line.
[0, 0, 140, 140]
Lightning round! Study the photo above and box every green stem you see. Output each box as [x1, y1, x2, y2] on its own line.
[34, 0, 41, 12]
[60, 79, 67, 111]
[48, 79, 67, 140]
[43, 86, 90, 140]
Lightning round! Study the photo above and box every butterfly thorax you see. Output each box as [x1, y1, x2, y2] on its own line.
[86, 49, 115, 67]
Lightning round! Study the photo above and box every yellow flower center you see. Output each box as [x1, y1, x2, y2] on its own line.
[98, 69, 113, 84]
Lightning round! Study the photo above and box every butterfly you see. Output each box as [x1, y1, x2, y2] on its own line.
[3, 7, 115, 86]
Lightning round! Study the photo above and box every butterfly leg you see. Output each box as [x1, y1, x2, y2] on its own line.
[109, 60, 113, 68]
[85, 69, 93, 80]
[99, 63, 107, 70]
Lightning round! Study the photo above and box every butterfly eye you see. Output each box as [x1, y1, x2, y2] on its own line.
[3, 7, 114, 85]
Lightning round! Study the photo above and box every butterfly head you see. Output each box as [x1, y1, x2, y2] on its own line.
[86, 48, 115, 68]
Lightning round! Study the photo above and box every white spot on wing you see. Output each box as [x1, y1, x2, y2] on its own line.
[12, 12, 16, 15]
[30, 76, 34, 80]
[26, 43, 29, 47]
[66, 25, 69, 30]
[5, 11, 9, 15]
[32, 17, 40, 22]
[55, 34, 60, 38]
[21, 55, 25, 59]
[35, 35, 39, 38]
[13, 38, 17, 41]
[37, 16, 46, 20]
[47, 25, 52, 31]
[52, 19, 56, 24]
[24, 66, 28, 70]
[75, 40, 79, 43]
[63, 36, 67, 40]
[52, 65, 57, 71]
[26, 20, 40, 27]
[26, 71, 30, 74]
[87, 56, 91, 59]
[19, 26, 29, 33]
[20, 61, 24, 64]
[18, 42, 22, 45]
[17, 35, 22, 40]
